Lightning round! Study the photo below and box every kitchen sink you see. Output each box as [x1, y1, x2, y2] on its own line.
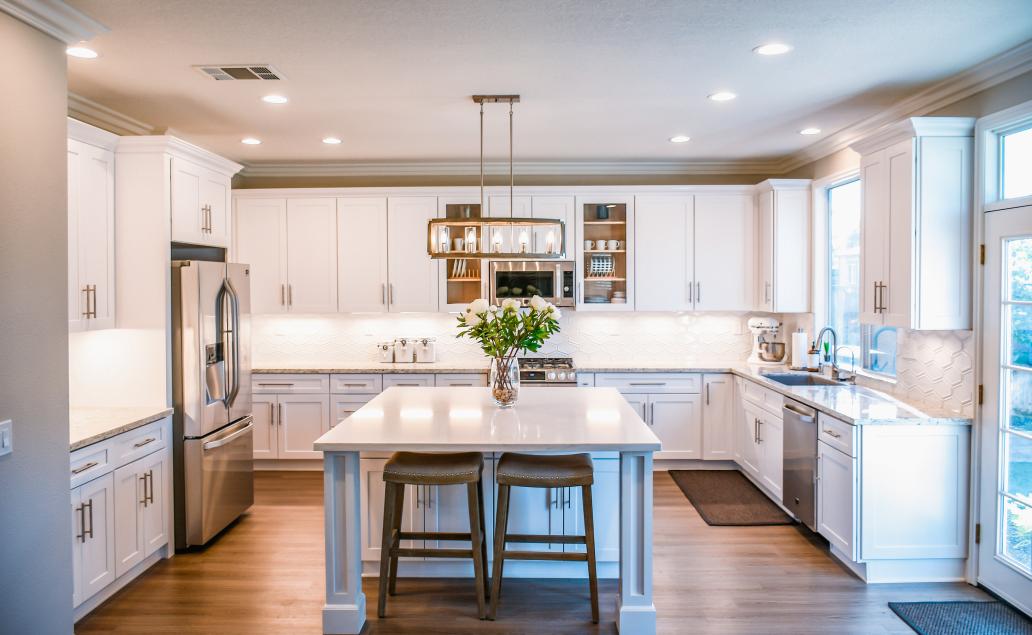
[760, 372, 843, 387]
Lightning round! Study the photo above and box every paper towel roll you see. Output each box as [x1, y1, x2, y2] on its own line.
[791, 331, 809, 369]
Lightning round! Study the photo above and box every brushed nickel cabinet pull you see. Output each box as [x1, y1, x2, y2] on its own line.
[281, 284, 286, 306]
[381, 283, 386, 305]
[133, 437, 156, 448]
[139, 473, 148, 505]
[75, 504, 86, 543]
[697, 281, 701, 305]
[71, 461, 99, 475]
[258, 382, 295, 387]
[84, 499, 94, 540]
[268, 401, 275, 425]
[288, 284, 293, 306]
[146, 470, 154, 504]
[82, 286, 90, 318]
[823, 428, 842, 439]
[388, 284, 394, 306]
[706, 383, 710, 405]
[278, 402, 283, 425]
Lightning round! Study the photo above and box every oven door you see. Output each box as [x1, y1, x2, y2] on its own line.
[490, 261, 574, 307]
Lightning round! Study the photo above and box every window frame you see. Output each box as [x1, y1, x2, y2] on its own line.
[979, 98, 1032, 213]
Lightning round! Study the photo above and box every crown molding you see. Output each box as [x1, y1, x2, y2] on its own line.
[67, 117, 118, 150]
[849, 116, 975, 155]
[0, 0, 107, 44]
[238, 159, 783, 178]
[777, 38, 1032, 173]
[68, 92, 153, 136]
[117, 136, 243, 176]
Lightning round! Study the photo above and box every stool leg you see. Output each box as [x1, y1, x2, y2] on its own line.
[477, 479, 489, 600]
[466, 483, 487, 619]
[582, 484, 599, 624]
[377, 482, 398, 618]
[388, 483, 405, 596]
[488, 484, 511, 620]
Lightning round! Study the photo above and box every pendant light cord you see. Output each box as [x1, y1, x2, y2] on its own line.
[509, 98, 514, 213]
[480, 101, 485, 215]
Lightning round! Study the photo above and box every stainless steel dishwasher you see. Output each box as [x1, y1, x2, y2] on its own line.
[782, 398, 817, 530]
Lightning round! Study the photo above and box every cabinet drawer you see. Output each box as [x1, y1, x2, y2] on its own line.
[739, 377, 783, 414]
[252, 374, 330, 394]
[576, 373, 596, 387]
[333, 395, 375, 427]
[595, 373, 700, 394]
[70, 442, 113, 489]
[382, 374, 435, 388]
[331, 373, 383, 394]
[112, 419, 168, 466]
[818, 413, 855, 457]
[435, 373, 487, 387]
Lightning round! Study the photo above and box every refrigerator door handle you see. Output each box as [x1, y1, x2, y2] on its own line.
[217, 278, 242, 408]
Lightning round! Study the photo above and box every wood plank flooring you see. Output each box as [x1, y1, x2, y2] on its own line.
[75, 471, 988, 634]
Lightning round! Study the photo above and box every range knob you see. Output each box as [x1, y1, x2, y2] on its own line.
[569, 371, 576, 382]
[558, 372, 568, 381]
[547, 371, 557, 380]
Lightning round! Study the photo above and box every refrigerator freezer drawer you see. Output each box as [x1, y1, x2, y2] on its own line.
[183, 417, 254, 547]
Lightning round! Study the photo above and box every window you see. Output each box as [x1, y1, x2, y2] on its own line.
[1002, 125, 1032, 200]
[826, 178, 897, 377]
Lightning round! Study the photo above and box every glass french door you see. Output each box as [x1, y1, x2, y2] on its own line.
[980, 204, 1032, 615]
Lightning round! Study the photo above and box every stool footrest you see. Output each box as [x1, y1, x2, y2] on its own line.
[398, 531, 471, 541]
[501, 550, 588, 562]
[392, 547, 474, 559]
[505, 533, 586, 545]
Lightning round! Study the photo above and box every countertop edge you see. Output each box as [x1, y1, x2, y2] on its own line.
[70, 407, 174, 452]
[315, 443, 662, 452]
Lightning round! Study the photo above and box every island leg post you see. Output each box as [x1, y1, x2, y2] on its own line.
[323, 451, 366, 634]
[618, 450, 656, 634]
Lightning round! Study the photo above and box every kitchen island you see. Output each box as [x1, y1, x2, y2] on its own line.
[314, 386, 662, 634]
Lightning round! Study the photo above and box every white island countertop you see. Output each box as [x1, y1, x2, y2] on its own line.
[314, 386, 662, 453]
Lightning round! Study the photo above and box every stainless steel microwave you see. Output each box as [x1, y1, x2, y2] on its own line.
[489, 260, 575, 308]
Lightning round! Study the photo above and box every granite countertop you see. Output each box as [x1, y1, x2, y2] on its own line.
[70, 406, 174, 452]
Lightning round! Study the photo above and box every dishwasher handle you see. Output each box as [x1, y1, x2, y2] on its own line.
[782, 402, 815, 422]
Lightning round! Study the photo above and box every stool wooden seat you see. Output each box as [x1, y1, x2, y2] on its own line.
[378, 451, 489, 620]
[489, 452, 599, 623]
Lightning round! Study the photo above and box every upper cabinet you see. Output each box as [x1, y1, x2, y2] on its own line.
[696, 193, 756, 311]
[851, 117, 974, 330]
[68, 120, 117, 331]
[338, 197, 390, 312]
[386, 196, 440, 312]
[754, 180, 811, 313]
[635, 194, 693, 311]
[171, 158, 232, 247]
[576, 195, 635, 311]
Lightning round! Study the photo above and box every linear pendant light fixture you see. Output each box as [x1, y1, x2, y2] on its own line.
[426, 94, 565, 259]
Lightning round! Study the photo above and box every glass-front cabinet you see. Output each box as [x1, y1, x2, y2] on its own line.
[575, 195, 634, 311]
[437, 197, 485, 311]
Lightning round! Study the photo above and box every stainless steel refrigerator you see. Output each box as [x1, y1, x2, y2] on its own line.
[171, 260, 254, 549]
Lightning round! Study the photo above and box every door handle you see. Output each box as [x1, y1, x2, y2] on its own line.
[287, 284, 293, 307]
[281, 284, 286, 306]
[133, 437, 156, 449]
[416, 485, 424, 509]
[757, 418, 763, 443]
[688, 280, 693, 304]
[203, 420, 254, 451]
[84, 499, 94, 541]
[75, 504, 86, 543]
[697, 281, 701, 306]
[388, 284, 394, 306]
[381, 283, 387, 306]
[706, 383, 710, 405]
[269, 401, 275, 425]
[278, 402, 283, 425]
[139, 473, 149, 506]
[783, 403, 814, 421]
[147, 470, 154, 504]
[71, 461, 98, 475]
[879, 282, 887, 313]
[822, 428, 842, 439]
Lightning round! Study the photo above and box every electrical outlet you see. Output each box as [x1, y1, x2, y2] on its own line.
[0, 419, 11, 457]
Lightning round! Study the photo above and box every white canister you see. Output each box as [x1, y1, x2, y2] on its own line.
[376, 341, 394, 363]
[415, 338, 437, 363]
[393, 338, 415, 363]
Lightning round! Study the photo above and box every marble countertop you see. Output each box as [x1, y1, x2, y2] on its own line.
[314, 386, 661, 452]
[70, 406, 174, 451]
[253, 361, 491, 374]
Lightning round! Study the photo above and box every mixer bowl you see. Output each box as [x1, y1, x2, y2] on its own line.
[758, 342, 786, 362]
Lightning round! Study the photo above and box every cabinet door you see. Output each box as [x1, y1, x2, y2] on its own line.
[634, 195, 692, 311]
[113, 461, 145, 577]
[772, 189, 810, 313]
[622, 393, 648, 421]
[501, 484, 559, 551]
[702, 374, 733, 460]
[201, 170, 230, 247]
[338, 197, 389, 313]
[387, 197, 439, 312]
[79, 473, 116, 602]
[587, 459, 620, 561]
[695, 194, 753, 311]
[758, 411, 784, 500]
[277, 395, 330, 459]
[756, 191, 774, 311]
[859, 150, 887, 325]
[424, 482, 477, 553]
[286, 198, 338, 313]
[71, 488, 83, 607]
[531, 195, 574, 255]
[140, 450, 169, 557]
[883, 139, 914, 328]
[251, 395, 277, 459]
[332, 395, 374, 428]
[817, 441, 856, 559]
[235, 198, 288, 314]
[488, 194, 532, 218]
[171, 157, 204, 244]
[360, 459, 418, 562]
[649, 393, 702, 460]
[738, 401, 762, 478]
[78, 142, 116, 328]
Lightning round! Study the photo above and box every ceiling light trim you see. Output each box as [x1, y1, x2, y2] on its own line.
[68, 92, 154, 136]
[0, 0, 108, 44]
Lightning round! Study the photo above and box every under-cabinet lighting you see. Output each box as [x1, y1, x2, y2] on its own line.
[754, 43, 793, 56]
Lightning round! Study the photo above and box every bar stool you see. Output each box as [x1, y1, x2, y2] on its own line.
[489, 452, 598, 623]
[378, 451, 489, 620]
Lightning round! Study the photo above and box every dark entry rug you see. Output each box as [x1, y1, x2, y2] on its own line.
[888, 601, 1032, 635]
[668, 470, 793, 526]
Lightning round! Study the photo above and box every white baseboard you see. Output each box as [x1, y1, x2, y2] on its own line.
[653, 459, 737, 471]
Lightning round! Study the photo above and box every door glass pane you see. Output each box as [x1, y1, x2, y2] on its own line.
[1002, 126, 1032, 200]
[1011, 306, 1032, 368]
[1006, 432, 1032, 502]
[1008, 370, 1032, 434]
[1008, 237, 1032, 301]
[1002, 496, 1032, 572]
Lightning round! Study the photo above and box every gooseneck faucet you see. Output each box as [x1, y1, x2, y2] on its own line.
[815, 326, 837, 374]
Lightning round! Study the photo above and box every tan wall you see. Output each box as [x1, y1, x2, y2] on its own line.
[232, 172, 768, 189]
[0, 11, 74, 633]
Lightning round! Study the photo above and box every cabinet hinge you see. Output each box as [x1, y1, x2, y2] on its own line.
[978, 385, 984, 405]
[975, 523, 981, 544]
[980, 244, 985, 265]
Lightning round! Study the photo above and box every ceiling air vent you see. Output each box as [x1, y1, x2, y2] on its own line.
[194, 64, 284, 81]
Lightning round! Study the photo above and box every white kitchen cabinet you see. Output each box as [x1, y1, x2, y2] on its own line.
[382, 374, 435, 388]
[337, 197, 390, 312]
[434, 373, 488, 387]
[757, 408, 784, 499]
[736, 398, 763, 478]
[694, 194, 755, 311]
[277, 394, 331, 460]
[387, 196, 440, 312]
[67, 125, 116, 332]
[818, 439, 857, 559]
[736, 378, 783, 499]
[851, 117, 974, 330]
[360, 458, 419, 562]
[235, 197, 338, 313]
[332, 395, 375, 427]
[531, 195, 575, 256]
[251, 395, 277, 459]
[171, 156, 232, 247]
[72, 473, 116, 607]
[702, 374, 733, 460]
[634, 194, 693, 311]
[113, 448, 168, 578]
[648, 393, 702, 460]
[575, 195, 635, 311]
[754, 180, 810, 313]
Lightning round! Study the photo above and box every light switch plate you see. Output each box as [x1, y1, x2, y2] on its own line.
[0, 419, 12, 457]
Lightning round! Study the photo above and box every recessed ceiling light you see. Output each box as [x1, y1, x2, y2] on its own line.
[322, 137, 342, 145]
[669, 135, 691, 143]
[799, 127, 821, 136]
[753, 42, 793, 56]
[261, 94, 288, 104]
[241, 137, 262, 145]
[66, 46, 98, 59]
[708, 91, 737, 102]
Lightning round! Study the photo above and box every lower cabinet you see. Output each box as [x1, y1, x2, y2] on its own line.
[817, 439, 856, 559]
[702, 374, 733, 460]
[72, 473, 116, 608]
[735, 378, 784, 500]
[113, 449, 168, 577]
[617, 392, 702, 460]
[252, 393, 331, 460]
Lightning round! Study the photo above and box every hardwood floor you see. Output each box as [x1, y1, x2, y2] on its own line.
[75, 470, 988, 634]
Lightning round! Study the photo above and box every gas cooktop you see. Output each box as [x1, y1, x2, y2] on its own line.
[517, 357, 577, 385]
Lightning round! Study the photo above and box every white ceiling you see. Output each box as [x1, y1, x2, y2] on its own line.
[66, 0, 1032, 169]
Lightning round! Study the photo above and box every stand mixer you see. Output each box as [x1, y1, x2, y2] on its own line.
[747, 317, 785, 365]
